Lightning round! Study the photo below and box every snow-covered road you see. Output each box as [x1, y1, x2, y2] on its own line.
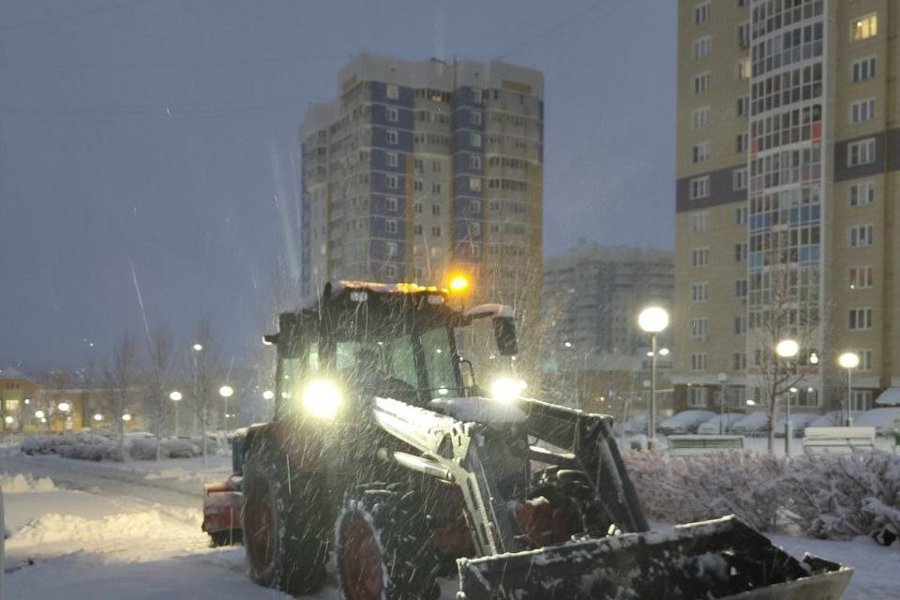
[2, 451, 898, 599]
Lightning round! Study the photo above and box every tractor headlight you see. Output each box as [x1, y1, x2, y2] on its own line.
[301, 379, 343, 419]
[490, 377, 526, 403]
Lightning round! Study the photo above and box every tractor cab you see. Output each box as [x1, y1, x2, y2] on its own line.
[267, 281, 517, 423]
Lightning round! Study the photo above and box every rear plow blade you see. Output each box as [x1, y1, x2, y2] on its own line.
[458, 516, 852, 600]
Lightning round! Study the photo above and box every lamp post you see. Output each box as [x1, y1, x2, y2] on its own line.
[717, 373, 728, 434]
[775, 338, 799, 455]
[838, 352, 859, 426]
[169, 390, 182, 436]
[638, 306, 669, 447]
[219, 385, 234, 430]
[191, 343, 203, 435]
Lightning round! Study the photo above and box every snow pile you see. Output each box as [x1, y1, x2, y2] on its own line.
[13, 510, 169, 544]
[624, 449, 900, 542]
[128, 438, 200, 460]
[0, 472, 56, 493]
[21, 433, 124, 462]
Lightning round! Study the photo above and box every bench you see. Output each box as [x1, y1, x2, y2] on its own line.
[802, 426, 875, 454]
[667, 435, 745, 457]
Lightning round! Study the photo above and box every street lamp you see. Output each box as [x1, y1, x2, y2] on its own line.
[838, 352, 859, 426]
[717, 373, 728, 434]
[775, 338, 799, 455]
[169, 390, 183, 436]
[219, 385, 234, 430]
[638, 306, 669, 446]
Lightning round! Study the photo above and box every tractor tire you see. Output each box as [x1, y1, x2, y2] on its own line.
[241, 447, 328, 595]
[335, 486, 441, 600]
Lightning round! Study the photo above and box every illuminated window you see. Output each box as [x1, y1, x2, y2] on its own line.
[386, 84, 399, 100]
[469, 177, 482, 192]
[851, 14, 877, 41]
[736, 58, 751, 80]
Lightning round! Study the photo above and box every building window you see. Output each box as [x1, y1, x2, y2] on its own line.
[431, 226, 441, 237]
[849, 266, 873, 289]
[856, 349, 873, 371]
[848, 138, 876, 166]
[734, 315, 747, 335]
[849, 224, 874, 247]
[432, 182, 442, 194]
[687, 387, 707, 407]
[689, 318, 708, 340]
[469, 155, 482, 170]
[736, 58, 750, 80]
[692, 72, 710, 94]
[736, 132, 748, 153]
[385, 107, 399, 122]
[691, 142, 710, 163]
[690, 211, 708, 232]
[470, 199, 481, 214]
[736, 95, 749, 116]
[732, 352, 747, 371]
[692, 36, 711, 60]
[413, 179, 424, 192]
[385, 241, 398, 257]
[851, 14, 877, 41]
[385, 264, 397, 277]
[849, 307, 873, 330]
[385, 151, 398, 167]
[413, 224, 422, 235]
[470, 132, 482, 148]
[733, 167, 747, 190]
[690, 353, 708, 371]
[386, 196, 398, 211]
[469, 177, 481, 192]
[689, 176, 710, 200]
[735, 206, 748, 224]
[735, 242, 748, 262]
[432, 204, 441, 216]
[850, 98, 876, 125]
[852, 57, 876, 82]
[691, 281, 708, 302]
[386, 84, 399, 100]
[691, 247, 709, 267]
[734, 279, 747, 298]
[691, 106, 710, 129]
[470, 110, 483, 126]
[693, 2, 710, 24]
[385, 219, 398, 234]
[414, 202, 423, 214]
[850, 181, 874, 206]
[385, 174, 398, 189]
[470, 88, 483, 104]
[386, 129, 399, 144]
[737, 22, 750, 47]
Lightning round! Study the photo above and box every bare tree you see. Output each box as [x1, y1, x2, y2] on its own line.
[145, 327, 175, 460]
[189, 320, 221, 466]
[106, 332, 141, 457]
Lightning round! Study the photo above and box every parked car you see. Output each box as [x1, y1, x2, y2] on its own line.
[731, 412, 769, 435]
[659, 410, 715, 434]
[774, 412, 819, 437]
[696, 413, 745, 435]
[808, 410, 843, 428]
[853, 407, 900, 435]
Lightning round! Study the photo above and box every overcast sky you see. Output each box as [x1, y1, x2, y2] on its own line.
[0, 0, 676, 372]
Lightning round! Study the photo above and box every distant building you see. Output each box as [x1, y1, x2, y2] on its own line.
[542, 244, 674, 413]
[299, 54, 545, 375]
[674, 1, 900, 412]
[0, 367, 40, 431]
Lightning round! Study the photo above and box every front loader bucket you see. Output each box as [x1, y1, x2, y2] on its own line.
[458, 516, 852, 600]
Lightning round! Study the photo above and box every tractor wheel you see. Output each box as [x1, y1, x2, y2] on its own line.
[336, 486, 441, 600]
[241, 448, 328, 595]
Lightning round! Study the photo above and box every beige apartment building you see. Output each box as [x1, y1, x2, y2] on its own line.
[300, 54, 544, 376]
[674, 1, 900, 413]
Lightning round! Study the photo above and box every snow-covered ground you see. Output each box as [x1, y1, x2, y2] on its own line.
[2, 442, 898, 599]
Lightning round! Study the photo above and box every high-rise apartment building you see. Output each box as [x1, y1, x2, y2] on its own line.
[674, 1, 900, 412]
[299, 54, 544, 371]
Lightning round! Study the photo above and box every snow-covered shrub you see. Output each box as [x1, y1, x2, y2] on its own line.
[624, 450, 787, 531]
[20, 433, 122, 461]
[126, 437, 200, 460]
[163, 438, 199, 459]
[781, 452, 900, 541]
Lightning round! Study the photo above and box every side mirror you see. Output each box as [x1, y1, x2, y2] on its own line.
[493, 316, 518, 356]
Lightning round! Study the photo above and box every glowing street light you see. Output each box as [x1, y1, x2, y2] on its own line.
[776, 339, 799, 455]
[58, 402, 71, 412]
[35, 410, 45, 420]
[219, 385, 234, 429]
[93, 413, 103, 422]
[638, 306, 669, 445]
[122, 413, 132, 422]
[192, 343, 203, 352]
[169, 390, 183, 436]
[838, 352, 860, 426]
[262, 390, 274, 401]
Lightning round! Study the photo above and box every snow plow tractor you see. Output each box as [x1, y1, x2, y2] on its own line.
[206, 281, 852, 599]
